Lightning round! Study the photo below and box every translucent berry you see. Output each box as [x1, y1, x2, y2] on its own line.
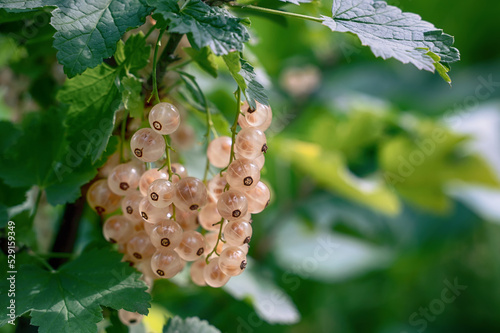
[176, 230, 206, 261]
[170, 124, 195, 150]
[98, 151, 120, 178]
[226, 159, 261, 191]
[107, 163, 141, 196]
[203, 257, 230, 288]
[198, 202, 222, 231]
[239, 101, 272, 131]
[245, 181, 271, 214]
[147, 179, 175, 208]
[207, 136, 232, 168]
[118, 309, 143, 326]
[223, 220, 253, 246]
[130, 128, 166, 162]
[176, 210, 199, 230]
[236, 152, 265, 170]
[139, 198, 168, 224]
[235, 127, 267, 160]
[87, 179, 121, 215]
[173, 177, 208, 212]
[190, 259, 207, 286]
[148, 102, 181, 135]
[239, 100, 270, 128]
[150, 249, 184, 279]
[150, 219, 183, 249]
[170, 163, 188, 182]
[207, 173, 227, 200]
[218, 246, 247, 277]
[143, 220, 155, 235]
[139, 168, 168, 196]
[217, 189, 248, 221]
[121, 191, 144, 226]
[103, 215, 133, 244]
[127, 231, 155, 261]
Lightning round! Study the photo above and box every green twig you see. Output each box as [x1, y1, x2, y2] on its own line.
[205, 218, 225, 264]
[150, 29, 166, 104]
[119, 109, 128, 163]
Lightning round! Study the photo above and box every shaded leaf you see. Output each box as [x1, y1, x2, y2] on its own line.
[163, 316, 220, 333]
[184, 46, 218, 78]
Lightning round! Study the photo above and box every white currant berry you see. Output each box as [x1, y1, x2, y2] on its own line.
[118, 309, 143, 326]
[130, 128, 166, 162]
[170, 124, 195, 150]
[203, 257, 230, 288]
[245, 181, 271, 214]
[239, 101, 272, 131]
[176, 230, 206, 261]
[121, 191, 144, 226]
[176, 210, 199, 230]
[223, 220, 253, 246]
[239, 100, 270, 128]
[173, 177, 208, 212]
[102, 215, 133, 244]
[87, 179, 121, 215]
[218, 246, 247, 277]
[149, 219, 183, 249]
[139, 198, 168, 224]
[198, 202, 222, 231]
[235, 127, 267, 160]
[190, 259, 207, 286]
[139, 168, 169, 196]
[204, 231, 225, 259]
[148, 102, 181, 135]
[217, 189, 248, 221]
[150, 248, 184, 279]
[107, 163, 141, 196]
[170, 163, 188, 182]
[127, 231, 156, 261]
[226, 159, 261, 191]
[207, 173, 227, 201]
[236, 152, 265, 170]
[147, 179, 175, 208]
[207, 136, 232, 168]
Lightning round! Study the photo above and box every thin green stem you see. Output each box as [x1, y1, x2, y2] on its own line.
[150, 29, 165, 104]
[31, 188, 42, 225]
[229, 87, 241, 165]
[119, 109, 128, 163]
[205, 218, 225, 264]
[229, 4, 323, 23]
[144, 24, 157, 39]
[28, 250, 55, 273]
[168, 59, 193, 71]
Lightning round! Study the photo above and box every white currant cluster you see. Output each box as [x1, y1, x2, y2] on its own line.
[86, 100, 272, 325]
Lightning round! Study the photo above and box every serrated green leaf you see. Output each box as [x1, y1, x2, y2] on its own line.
[58, 63, 120, 163]
[222, 52, 268, 109]
[120, 75, 144, 119]
[0, 0, 150, 77]
[148, 0, 249, 56]
[163, 316, 220, 333]
[0, 179, 28, 227]
[0, 246, 151, 332]
[321, 0, 460, 81]
[115, 33, 151, 74]
[184, 47, 218, 78]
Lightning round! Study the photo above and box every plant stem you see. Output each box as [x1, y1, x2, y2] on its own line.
[229, 4, 323, 23]
[168, 59, 193, 71]
[119, 109, 128, 163]
[29, 250, 55, 273]
[150, 29, 166, 104]
[144, 23, 157, 39]
[205, 218, 225, 264]
[229, 87, 241, 165]
[31, 187, 42, 223]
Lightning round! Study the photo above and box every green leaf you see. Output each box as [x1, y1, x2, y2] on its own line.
[57, 63, 120, 163]
[0, 179, 28, 227]
[148, 0, 249, 55]
[184, 47, 218, 78]
[0, 246, 151, 332]
[222, 52, 268, 109]
[280, 0, 313, 4]
[163, 316, 220, 333]
[120, 75, 144, 119]
[0, 0, 150, 77]
[272, 137, 400, 215]
[321, 0, 460, 81]
[115, 32, 151, 74]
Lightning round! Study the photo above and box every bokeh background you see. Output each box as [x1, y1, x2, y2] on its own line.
[1, 0, 500, 332]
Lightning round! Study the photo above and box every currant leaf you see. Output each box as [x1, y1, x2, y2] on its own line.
[115, 32, 151, 74]
[184, 46, 218, 78]
[148, 0, 249, 56]
[163, 316, 220, 333]
[0, 0, 150, 77]
[0, 246, 151, 332]
[321, 0, 459, 81]
[223, 52, 269, 109]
